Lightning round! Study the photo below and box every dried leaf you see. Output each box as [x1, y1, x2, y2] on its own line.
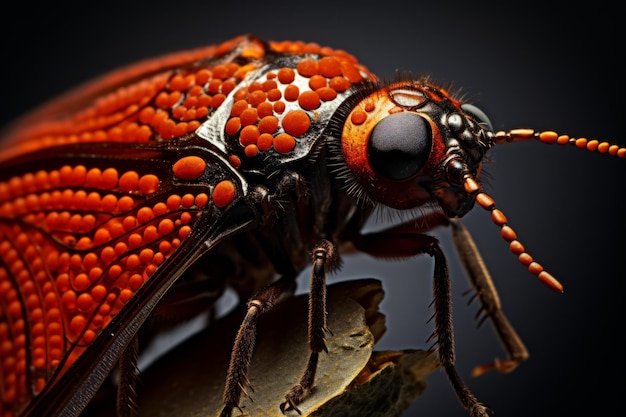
[87, 279, 439, 416]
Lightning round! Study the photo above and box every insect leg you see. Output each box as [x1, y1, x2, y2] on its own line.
[429, 244, 489, 417]
[220, 275, 296, 417]
[450, 220, 528, 375]
[280, 239, 341, 414]
[353, 223, 489, 417]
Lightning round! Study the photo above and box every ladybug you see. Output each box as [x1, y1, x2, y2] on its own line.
[0, 34, 622, 417]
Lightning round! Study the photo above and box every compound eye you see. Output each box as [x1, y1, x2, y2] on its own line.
[368, 112, 432, 180]
[461, 103, 493, 131]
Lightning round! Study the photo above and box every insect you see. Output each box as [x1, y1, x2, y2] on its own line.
[0, 34, 622, 417]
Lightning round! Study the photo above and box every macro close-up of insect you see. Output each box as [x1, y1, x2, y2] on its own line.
[0, 4, 623, 417]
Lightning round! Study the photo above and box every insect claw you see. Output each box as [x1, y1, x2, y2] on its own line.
[471, 362, 495, 377]
[219, 405, 234, 417]
[279, 397, 302, 415]
[471, 358, 520, 377]
[281, 383, 305, 414]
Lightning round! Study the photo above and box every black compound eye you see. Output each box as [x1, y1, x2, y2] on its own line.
[461, 103, 493, 131]
[368, 112, 432, 180]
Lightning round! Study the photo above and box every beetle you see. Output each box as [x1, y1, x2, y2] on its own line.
[0, 34, 623, 417]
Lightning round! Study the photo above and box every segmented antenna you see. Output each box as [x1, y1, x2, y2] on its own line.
[494, 128, 626, 158]
[462, 175, 564, 293]
[464, 128, 623, 293]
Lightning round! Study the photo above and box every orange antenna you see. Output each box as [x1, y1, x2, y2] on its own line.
[468, 128, 624, 292]
[494, 128, 626, 158]
[463, 175, 564, 293]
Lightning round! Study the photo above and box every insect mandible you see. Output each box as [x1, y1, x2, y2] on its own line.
[0, 34, 623, 417]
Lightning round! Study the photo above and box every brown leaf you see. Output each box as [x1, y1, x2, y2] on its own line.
[87, 279, 439, 417]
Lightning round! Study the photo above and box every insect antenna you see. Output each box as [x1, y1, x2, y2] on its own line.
[493, 128, 626, 158]
[462, 175, 564, 293]
[464, 128, 624, 293]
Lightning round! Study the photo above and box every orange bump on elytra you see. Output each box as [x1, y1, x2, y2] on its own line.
[262, 79, 278, 91]
[239, 125, 260, 146]
[181, 193, 195, 207]
[228, 155, 242, 169]
[138, 174, 160, 195]
[284, 85, 300, 101]
[282, 110, 310, 136]
[82, 252, 99, 270]
[102, 194, 119, 213]
[167, 194, 182, 210]
[340, 61, 364, 84]
[125, 254, 141, 270]
[316, 86, 338, 101]
[213, 180, 236, 208]
[85, 168, 102, 187]
[257, 133, 274, 151]
[158, 218, 175, 235]
[143, 225, 159, 242]
[274, 133, 296, 154]
[245, 144, 259, 157]
[257, 101, 274, 117]
[137, 207, 153, 224]
[267, 88, 282, 102]
[173, 156, 206, 181]
[258, 116, 279, 133]
[70, 315, 86, 335]
[318, 56, 342, 77]
[101, 168, 119, 189]
[129, 274, 144, 291]
[231, 100, 249, 117]
[195, 193, 209, 207]
[119, 171, 139, 192]
[119, 289, 134, 304]
[76, 293, 94, 313]
[329, 76, 350, 92]
[240, 108, 259, 126]
[153, 202, 168, 216]
[225, 117, 241, 136]
[89, 267, 103, 284]
[117, 195, 135, 212]
[108, 264, 123, 279]
[94, 228, 112, 246]
[277, 67, 296, 84]
[248, 90, 267, 107]
[309, 75, 327, 90]
[273, 101, 286, 114]
[299, 91, 321, 110]
[297, 58, 318, 77]
[179, 226, 192, 239]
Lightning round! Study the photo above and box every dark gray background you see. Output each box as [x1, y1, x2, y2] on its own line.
[1, 2, 623, 416]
